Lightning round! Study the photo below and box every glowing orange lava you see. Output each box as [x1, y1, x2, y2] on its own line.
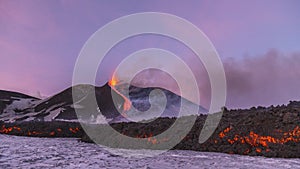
[217, 126, 300, 154]
[108, 75, 132, 112]
[219, 126, 232, 138]
[0, 125, 81, 136]
[109, 76, 118, 87]
[69, 127, 79, 134]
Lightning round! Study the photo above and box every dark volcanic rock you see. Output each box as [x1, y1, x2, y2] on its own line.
[0, 83, 206, 123]
[79, 102, 300, 158]
[0, 121, 83, 138]
[33, 84, 125, 121]
[0, 84, 125, 122]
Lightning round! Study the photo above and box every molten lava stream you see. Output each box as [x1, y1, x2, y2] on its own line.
[109, 76, 132, 116]
[217, 126, 300, 153]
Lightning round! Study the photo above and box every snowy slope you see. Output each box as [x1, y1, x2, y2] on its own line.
[0, 90, 40, 122]
[112, 84, 207, 122]
[0, 83, 207, 123]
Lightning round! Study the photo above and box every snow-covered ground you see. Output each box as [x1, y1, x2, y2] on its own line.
[0, 135, 299, 169]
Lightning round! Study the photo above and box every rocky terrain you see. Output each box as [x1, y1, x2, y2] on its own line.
[0, 90, 39, 117]
[0, 84, 125, 123]
[0, 83, 206, 123]
[79, 101, 300, 158]
[1, 101, 300, 158]
[0, 84, 299, 158]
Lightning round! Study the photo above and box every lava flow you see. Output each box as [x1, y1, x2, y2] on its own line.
[216, 126, 300, 154]
[108, 75, 132, 114]
[0, 124, 82, 137]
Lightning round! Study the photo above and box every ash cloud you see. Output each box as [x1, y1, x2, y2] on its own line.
[224, 49, 300, 108]
[129, 49, 300, 109]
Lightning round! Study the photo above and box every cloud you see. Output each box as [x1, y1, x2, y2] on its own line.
[224, 49, 300, 108]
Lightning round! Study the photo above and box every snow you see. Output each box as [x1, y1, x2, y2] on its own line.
[0, 98, 37, 122]
[3, 98, 35, 114]
[70, 104, 84, 109]
[43, 108, 65, 121]
[1, 85, 208, 124]
[0, 134, 299, 169]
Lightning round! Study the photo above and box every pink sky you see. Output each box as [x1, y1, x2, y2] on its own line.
[1, 0, 300, 108]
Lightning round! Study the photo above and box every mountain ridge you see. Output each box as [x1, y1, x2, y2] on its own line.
[0, 83, 207, 123]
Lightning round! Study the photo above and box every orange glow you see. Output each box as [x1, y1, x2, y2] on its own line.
[69, 127, 79, 133]
[109, 75, 118, 87]
[13, 126, 21, 131]
[123, 99, 131, 112]
[0, 125, 21, 133]
[256, 148, 262, 153]
[108, 75, 132, 112]
[217, 126, 300, 154]
[0, 125, 82, 137]
[219, 127, 232, 138]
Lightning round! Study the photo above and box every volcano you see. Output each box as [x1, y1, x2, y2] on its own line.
[0, 83, 207, 123]
[111, 83, 207, 123]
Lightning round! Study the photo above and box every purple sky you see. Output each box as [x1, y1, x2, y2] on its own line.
[1, 0, 300, 108]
